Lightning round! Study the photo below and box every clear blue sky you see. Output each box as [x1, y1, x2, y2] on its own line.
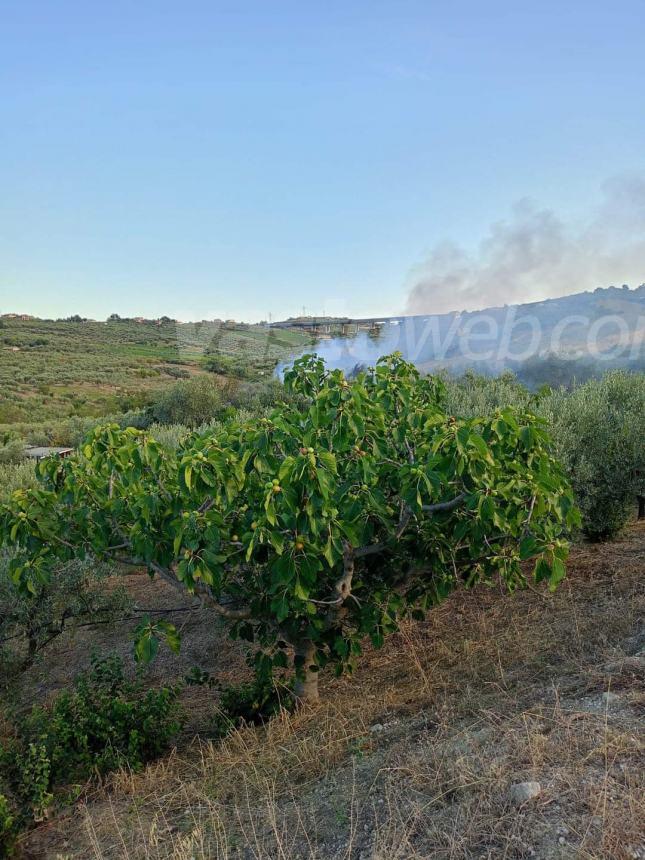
[1, 1, 644, 321]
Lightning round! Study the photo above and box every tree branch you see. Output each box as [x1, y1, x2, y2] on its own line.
[351, 493, 468, 562]
[148, 561, 252, 620]
[112, 554, 252, 621]
[335, 542, 355, 601]
[313, 542, 357, 609]
[354, 542, 386, 559]
[421, 492, 467, 514]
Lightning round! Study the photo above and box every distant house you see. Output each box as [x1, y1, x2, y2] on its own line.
[24, 446, 74, 462]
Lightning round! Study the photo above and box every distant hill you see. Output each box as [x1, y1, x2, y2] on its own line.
[279, 284, 645, 385]
[417, 284, 645, 367]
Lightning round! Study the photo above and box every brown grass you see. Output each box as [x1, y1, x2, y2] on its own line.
[18, 523, 645, 859]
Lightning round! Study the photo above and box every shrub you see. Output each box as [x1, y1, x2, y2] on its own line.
[0, 433, 24, 466]
[162, 366, 190, 379]
[151, 376, 223, 427]
[208, 676, 293, 738]
[0, 655, 181, 824]
[0, 461, 38, 503]
[0, 554, 130, 673]
[145, 421, 192, 451]
[444, 368, 645, 540]
[542, 371, 644, 540]
[442, 370, 533, 417]
[0, 793, 15, 856]
[204, 353, 250, 378]
[224, 378, 305, 413]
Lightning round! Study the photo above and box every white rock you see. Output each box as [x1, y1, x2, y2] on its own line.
[509, 781, 542, 805]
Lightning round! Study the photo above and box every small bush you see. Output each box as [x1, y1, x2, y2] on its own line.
[0, 433, 24, 466]
[204, 675, 293, 738]
[0, 655, 181, 824]
[0, 793, 15, 856]
[162, 366, 190, 379]
[151, 376, 223, 427]
[220, 677, 291, 723]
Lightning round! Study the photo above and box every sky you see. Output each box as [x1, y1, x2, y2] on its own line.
[1, 1, 645, 322]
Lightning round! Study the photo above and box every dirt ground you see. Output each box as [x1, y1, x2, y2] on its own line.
[13, 522, 645, 859]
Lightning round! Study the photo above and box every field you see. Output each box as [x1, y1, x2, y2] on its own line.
[0, 317, 311, 428]
[14, 521, 645, 859]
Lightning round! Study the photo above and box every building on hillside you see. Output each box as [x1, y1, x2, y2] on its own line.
[24, 446, 74, 462]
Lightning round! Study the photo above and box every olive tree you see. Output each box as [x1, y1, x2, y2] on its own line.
[1, 354, 578, 702]
[0, 554, 128, 676]
[542, 371, 645, 540]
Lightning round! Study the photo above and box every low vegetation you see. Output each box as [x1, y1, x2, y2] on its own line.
[0, 654, 181, 848]
[0, 555, 129, 673]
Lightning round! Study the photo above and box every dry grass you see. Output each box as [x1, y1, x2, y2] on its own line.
[19, 523, 645, 859]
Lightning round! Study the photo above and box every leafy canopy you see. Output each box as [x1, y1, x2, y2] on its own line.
[0, 354, 578, 698]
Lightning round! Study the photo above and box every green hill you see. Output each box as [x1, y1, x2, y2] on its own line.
[0, 317, 311, 426]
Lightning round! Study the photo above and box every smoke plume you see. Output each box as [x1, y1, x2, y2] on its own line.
[405, 174, 645, 315]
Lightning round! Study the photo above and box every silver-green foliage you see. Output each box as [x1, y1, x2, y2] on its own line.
[542, 371, 644, 540]
[0, 462, 38, 504]
[443, 369, 644, 540]
[0, 554, 130, 675]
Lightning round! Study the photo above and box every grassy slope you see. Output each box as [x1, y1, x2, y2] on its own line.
[18, 522, 645, 860]
[0, 318, 311, 426]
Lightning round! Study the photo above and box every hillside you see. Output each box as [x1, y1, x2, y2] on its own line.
[278, 285, 645, 380]
[16, 522, 645, 859]
[0, 317, 311, 427]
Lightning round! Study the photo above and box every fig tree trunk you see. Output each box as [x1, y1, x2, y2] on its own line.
[293, 639, 319, 703]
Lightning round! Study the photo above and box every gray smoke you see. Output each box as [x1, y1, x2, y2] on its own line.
[405, 173, 645, 315]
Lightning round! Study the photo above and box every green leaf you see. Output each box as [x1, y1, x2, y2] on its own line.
[293, 578, 309, 600]
[317, 450, 337, 473]
[268, 531, 284, 554]
[134, 628, 159, 664]
[323, 534, 336, 567]
[534, 557, 551, 584]
[549, 556, 566, 591]
[278, 456, 296, 481]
